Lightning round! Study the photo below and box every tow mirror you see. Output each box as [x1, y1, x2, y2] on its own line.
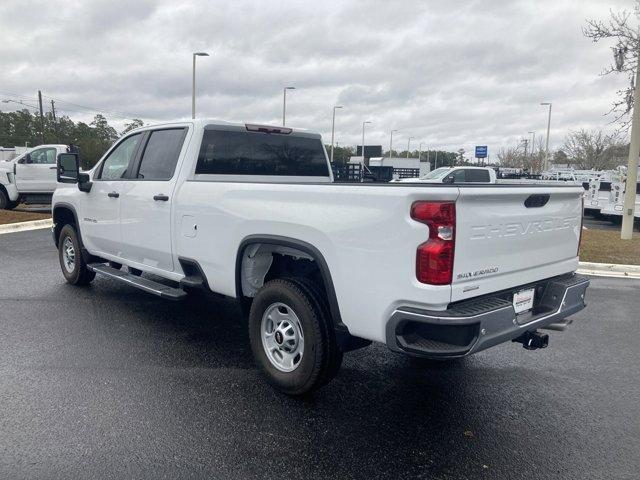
[57, 153, 79, 183]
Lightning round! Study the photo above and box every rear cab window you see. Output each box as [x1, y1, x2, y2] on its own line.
[195, 126, 331, 181]
[465, 169, 491, 183]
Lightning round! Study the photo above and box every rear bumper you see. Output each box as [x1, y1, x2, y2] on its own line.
[386, 273, 589, 358]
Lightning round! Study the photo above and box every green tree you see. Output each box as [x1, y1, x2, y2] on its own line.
[121, 119, 144, 135]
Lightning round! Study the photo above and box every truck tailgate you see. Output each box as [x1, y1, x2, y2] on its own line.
[451, 185, 583, 302]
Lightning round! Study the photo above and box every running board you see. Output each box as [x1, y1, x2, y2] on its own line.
[88, 263, 187, 301]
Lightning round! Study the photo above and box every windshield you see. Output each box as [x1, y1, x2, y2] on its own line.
[420, 167, 451, 180]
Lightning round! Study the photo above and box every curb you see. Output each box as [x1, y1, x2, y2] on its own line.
[577, 261, 640, 279]
[0, 219, 53, 235]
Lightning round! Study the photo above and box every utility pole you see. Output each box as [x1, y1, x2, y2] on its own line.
[434, 150, 438, 169]
[620, 47, 640, 239]
[38, 90, 45, 144]
[406, 137, 413, 159]
[50, 99, 60, 143]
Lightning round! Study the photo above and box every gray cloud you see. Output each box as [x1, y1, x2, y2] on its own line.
[0, 0, 632, 159]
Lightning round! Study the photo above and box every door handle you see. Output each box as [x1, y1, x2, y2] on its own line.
[153, 194, 169, 201]
[107, 191, 119, 198]
[49, 166, 57, 170]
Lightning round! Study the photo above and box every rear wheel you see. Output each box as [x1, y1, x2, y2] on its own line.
[249, 278, 342, 395]
[58, 224, 95, 286]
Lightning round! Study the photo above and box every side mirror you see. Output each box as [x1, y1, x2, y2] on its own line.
[57, 153, 80, 183]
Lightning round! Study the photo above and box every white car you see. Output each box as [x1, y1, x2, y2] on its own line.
[51, 120, 589, 395]
[0, 144, 70, 209]
[394, 166, 497, 183]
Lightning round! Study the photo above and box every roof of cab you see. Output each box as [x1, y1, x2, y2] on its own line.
[125, 119, 312, 136]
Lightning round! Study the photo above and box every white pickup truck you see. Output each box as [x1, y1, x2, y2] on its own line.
[0, 144, 70, 209]
[393, 166, 497, 184]
[51, 120, 589, 395]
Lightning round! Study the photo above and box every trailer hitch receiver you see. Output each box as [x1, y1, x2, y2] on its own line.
[512, 330, 549, 350]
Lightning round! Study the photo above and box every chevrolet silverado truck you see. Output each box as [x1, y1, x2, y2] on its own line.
[51, 120, 589, 395]
[0, 144, 70, 209]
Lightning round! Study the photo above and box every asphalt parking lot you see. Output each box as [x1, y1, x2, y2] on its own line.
[1, 229, 638, 479]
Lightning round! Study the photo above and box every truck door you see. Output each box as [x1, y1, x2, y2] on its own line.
[15, 147, 58, 192]
[80, 133, 144, 257]
[118, 127, 188, 273]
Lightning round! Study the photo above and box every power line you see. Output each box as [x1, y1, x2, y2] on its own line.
[0, 89, 155, 122]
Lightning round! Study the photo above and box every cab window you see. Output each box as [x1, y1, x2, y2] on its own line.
[135, 128, 186, 180]
[466, 169, 490, 182]
[29, 147, 57, 164]
[97, 134, 143, 180]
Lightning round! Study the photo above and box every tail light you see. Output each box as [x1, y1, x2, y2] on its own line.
[411, 201, 456, 285]
[578, 195, 584, 256]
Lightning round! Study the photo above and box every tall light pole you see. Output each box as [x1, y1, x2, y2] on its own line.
[283, 86, 295, 126]
[330, 105, 343, 163]
[614, 43, 639, 239]
[418, 142, 424, 161]
[528, 131, 536, 170]
[361, 121, 372, 162]
[389, 129, 398, 159]
[540, 102, 552, 171]
[192, 52, 209, 119]
[406, 137, 413, 159]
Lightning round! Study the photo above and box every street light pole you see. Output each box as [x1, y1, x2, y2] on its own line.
[283, 86, 295, 126]
[389, 129, 398, 159]
[406, 137, 413, 159]
[192, 52, 209, 119]
[330, 105, 343, 163]
[362, 121, 372, 162]
[528, 130, 536, 169]
[418, 142, 424, 161]
[541, 102, 552, 171]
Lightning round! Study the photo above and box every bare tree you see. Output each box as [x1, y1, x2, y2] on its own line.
[584, 3, 640, 130]
[562, 129, 627, 170]
[497, 140, 544, 172]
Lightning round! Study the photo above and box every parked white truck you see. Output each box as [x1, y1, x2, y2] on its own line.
[0, 144, 70, 209]
[51, 120, 589, 394]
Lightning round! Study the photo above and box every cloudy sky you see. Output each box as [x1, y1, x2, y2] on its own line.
[0, 0, 633, 160]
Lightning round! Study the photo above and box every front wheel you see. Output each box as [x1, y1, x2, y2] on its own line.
[249, 279, 342, 395]
[58, 224, 95, 286]
[0, 190, 18, 210]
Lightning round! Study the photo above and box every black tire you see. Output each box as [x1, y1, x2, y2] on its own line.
[288, 277, 343, 387]
[58, 224, 95, 286]
[249, 278, 342, 395]
[0, 190, 18, 210]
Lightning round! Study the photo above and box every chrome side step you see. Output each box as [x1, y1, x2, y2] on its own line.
[88, 263, 187, 301]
